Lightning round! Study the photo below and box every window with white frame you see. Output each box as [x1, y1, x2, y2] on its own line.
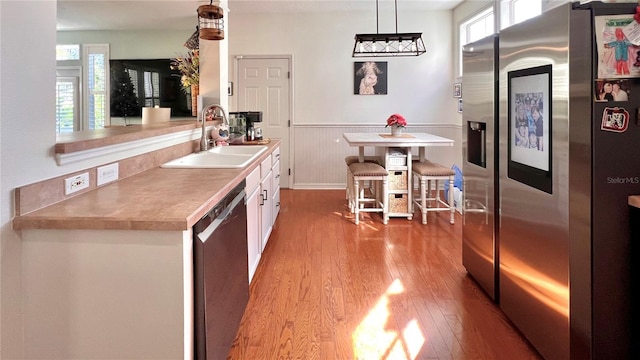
[500, 0, 542, 30]
[83, 44, 110, 130]
[459, 7, 495, 77]
[56, 45, 82, 133]
[56, 45, 80, 61]
[56, 73, 79, 133]
[142, 71, 160, 107]
[56, 44, 110, 132]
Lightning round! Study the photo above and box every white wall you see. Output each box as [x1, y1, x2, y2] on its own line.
[1, 1, 58, 358]
[452, 0, 494, 86]
[229, 9, 458, 127]
[0, 2, 3, 357]
[228, 8, 463, 186]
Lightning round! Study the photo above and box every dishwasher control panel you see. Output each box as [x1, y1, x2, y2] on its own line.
[194, 180, 246, 234]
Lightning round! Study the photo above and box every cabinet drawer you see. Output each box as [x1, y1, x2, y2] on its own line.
[271, 147, 281, 164]
[246, 166, 260, 193]
[260, 157, 272, 179]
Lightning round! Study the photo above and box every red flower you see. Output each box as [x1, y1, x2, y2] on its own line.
[386, 113, 407, 127]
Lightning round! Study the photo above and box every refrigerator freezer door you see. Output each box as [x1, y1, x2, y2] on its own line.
[462, 34, 498, 301]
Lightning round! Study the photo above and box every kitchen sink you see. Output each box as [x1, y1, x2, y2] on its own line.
[161, 145, 268, 169]
[207, 146, 268, 155]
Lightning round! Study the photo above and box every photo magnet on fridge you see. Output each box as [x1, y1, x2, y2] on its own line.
[595, 79, 630, 102]
[601, 107, 630, 133]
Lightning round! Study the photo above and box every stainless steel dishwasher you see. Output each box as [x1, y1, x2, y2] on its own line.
[193, 180, 248, 360]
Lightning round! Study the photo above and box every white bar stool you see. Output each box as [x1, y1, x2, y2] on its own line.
[411, 160, 455, 225]
[348, 162, 389, 225]
[345, 155, 380, 202]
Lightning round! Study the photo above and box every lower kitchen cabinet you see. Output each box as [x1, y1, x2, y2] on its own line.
[259, 167, 273, 252]
[246, 146, 280, 283]
[272, 159, 281, 222]
[246, 166, 262, 283]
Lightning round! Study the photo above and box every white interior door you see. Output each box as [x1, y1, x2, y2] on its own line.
[237, 57, 291, 188]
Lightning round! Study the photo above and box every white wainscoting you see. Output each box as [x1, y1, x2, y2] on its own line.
[292, 124, 462, 189]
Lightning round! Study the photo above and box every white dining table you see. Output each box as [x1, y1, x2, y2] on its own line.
[343, 132, 455, 219]
[342, 132, 455, 162]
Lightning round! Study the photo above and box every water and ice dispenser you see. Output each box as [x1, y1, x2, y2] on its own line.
[467, 121, 486, 168]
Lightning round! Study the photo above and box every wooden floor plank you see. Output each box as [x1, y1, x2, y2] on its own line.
[228, 190, 543, 360]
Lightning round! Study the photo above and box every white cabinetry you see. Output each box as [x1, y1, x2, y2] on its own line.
[271, 147, 281, 223]
[245, 166, 261, 283]
[259, 156, 273, 252]
[246, 145, 281, 282]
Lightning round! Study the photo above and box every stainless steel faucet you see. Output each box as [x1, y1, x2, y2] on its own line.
[200, 104, 229, 151]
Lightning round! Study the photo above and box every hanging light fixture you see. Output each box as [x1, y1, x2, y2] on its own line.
[184, 26, 199, 50]
[198, 1, 224, 41]
[353, 0, 426, 57]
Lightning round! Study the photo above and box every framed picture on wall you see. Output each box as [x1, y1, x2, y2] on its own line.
[507, 64, 552, 194]
[453, 83, 462, 98]
[354, 61, 388, 95]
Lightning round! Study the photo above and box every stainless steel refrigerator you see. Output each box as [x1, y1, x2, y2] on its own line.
[462, 34, 499, 302]
[463, 2, 640, 359]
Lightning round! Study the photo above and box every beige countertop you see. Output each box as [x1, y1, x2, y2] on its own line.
[630, 195, 640, 209]
[14, 140, 280, 231]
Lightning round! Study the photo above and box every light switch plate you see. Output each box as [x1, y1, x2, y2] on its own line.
[97, 163, 119, 186]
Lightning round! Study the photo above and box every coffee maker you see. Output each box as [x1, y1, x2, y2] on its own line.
[230, 111, 263, 141]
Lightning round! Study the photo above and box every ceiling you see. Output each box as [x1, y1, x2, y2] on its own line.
[57, 0, 464, 31]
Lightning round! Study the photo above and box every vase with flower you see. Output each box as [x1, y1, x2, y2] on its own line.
[386, 113, 407, 136]
[170, 49, 200, 116]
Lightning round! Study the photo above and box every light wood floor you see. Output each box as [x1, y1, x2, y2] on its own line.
[229, 189, 543, 360]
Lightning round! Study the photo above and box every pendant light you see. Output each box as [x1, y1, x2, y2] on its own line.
[353, 0, 426, 57]
[184, 26, 199, 50]
[198, 1, 224, 41]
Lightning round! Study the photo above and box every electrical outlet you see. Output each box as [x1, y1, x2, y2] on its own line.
[64, 172, 90, 195]
[97, 163, 119, 186]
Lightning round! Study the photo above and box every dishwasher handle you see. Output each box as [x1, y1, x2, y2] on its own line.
[196, 189, 246, 243]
